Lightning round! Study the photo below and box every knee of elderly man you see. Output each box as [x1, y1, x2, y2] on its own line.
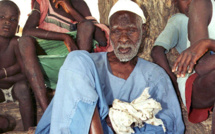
[191, 71, 215, 109]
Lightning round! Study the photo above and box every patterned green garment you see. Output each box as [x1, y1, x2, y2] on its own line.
[37, 32, 98, 89]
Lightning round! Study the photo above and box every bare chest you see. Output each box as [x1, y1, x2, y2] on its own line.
[0, 45, 16, 68]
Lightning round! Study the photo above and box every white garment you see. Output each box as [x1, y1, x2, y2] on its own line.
[1, 86, 14, 103]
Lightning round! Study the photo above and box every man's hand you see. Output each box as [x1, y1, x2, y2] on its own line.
[172, 39, 210, 77]
[63, 34, 78, 52]
[53, 0, 72, 13]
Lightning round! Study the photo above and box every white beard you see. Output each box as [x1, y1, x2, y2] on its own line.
[111, 37, 142, 62]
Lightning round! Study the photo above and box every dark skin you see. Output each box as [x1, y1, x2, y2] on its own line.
[89, 11, 145, 133]
[0, 1, 35, 132]
[171, 0, 215, 132]
[151, 46, 179, 95]
[19, 0, 107, 111]
[151, 0, 191, 95]
[24, 0, 106, 50]
[53, 0, 107, 47]
[172, 0, 213, 76]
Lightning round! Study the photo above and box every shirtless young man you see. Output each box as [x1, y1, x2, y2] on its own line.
[0, 0, 34, 132]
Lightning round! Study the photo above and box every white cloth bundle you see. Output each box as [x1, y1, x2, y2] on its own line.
[109, 87, 166, 134]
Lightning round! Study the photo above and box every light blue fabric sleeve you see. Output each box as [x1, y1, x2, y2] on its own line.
[154, 13, 188, 53]
[36, 51, 109, 134]
[154, 15, 179, 52]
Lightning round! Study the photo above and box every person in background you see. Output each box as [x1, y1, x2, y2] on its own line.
[151, 0, 191, 99]
[18, 0, 112, 111]
[172, 0, 215, 133]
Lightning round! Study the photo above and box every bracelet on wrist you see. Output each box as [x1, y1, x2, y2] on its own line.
[2, 68, 7, 79]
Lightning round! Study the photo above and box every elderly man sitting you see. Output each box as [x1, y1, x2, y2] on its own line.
[35, 0, 184, 133]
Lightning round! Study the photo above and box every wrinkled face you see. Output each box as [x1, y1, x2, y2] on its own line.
[110, 11, 143, 62]
[176, 0, 192, 16]
[0, 4, 19, 38]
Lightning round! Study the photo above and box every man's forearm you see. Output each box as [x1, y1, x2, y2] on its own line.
[69, 0, 92, 22]
[151, 46, 178, 91]
[151, 46, 173, 76]
[23, 28, 68, 41]
[0, 73, 26, 83]
[67, 7, 85, 22]
[0, 63, 20, 79]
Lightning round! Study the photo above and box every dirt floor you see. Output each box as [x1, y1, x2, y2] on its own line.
[0, 89, 54, 134]
[0, 101, 42, 134]
[0, 90, 213, 134]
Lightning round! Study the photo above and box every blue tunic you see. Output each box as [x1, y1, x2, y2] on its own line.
[36, 50, 184, 134]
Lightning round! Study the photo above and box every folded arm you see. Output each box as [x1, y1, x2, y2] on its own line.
[54, 0, 91, 22]
[195, 47, 215, 76]
[151, 46, 178, 90]
[0, 73, 26, 84]
[0, 63, 21, 79]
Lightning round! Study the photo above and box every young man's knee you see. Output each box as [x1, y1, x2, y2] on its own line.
[210, 70, 215, 85]
[19, 36, 36, 46]
[12, 81, 31, 101]
[192, 71, 215, 108]
[203, 70, 215, 85]
[77, 20, 95, 33]
[18, 36, 36, 50]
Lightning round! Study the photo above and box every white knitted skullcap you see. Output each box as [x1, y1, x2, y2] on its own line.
[108, 0, 146, 24]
